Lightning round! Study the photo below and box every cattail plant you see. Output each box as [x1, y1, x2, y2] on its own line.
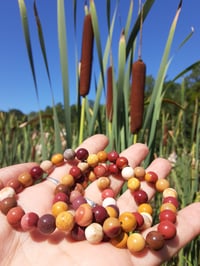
[106, 65, 113, 122]
[79, 13, 94, 97]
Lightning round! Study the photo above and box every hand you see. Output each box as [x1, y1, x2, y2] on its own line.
[0, 134, 199, 266]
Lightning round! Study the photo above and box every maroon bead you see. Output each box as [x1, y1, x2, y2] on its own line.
[133, 189, 148, 205]
[71, 224, 86, 241]
[163, 196, 179, 209]
[0, 197, 17, 215]
[158, 220, 176, 240]
[146, 231, 165, 250]
[107, 151, 119, 162]
[6, 178, 23, 193]
[92, 205, 108, 224]
[133, 212, 144, 228]
[159, 210, 176, 223]
[30, 166, 44, 180]
[101, 188, 115, 200]
[72, 196, 87, 210]
[76, 148, 89, 161]
[53, 192, 69, 204]
[115, 156, 128, 169]
[21, 212, 39, 231]
[69, 166, 82, 179]
[37, 214, 56, 234]
[108, 163, 119, 175]
[54, 184, 70, 195]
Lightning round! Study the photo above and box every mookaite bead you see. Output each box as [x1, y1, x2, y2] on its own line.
[18, 172, 33, 187]
[56, 211, 75, 231]
[140, 212, 153, 230]
[159, 209, 177, 223]
[6, 178, 23, 193]
[92, 205, 108, 224]
[107, 151, 119, 162]
[102, 197, 116, 208]
[63, 148, 76, 161]
[121, 166, 134, 180]
[134, 166, 146, 180]
[87, 154, 99, 167]
[157, 220, 176, 240]
[0, 187, 16, 201]
[119, 212, 137, 232]
[96, 150, 108, 162]
[145, 171, 158, 183]
[76, 148, 89, 161]
[7, 206, 25, 226]
[75, 203, 93, 227]
[105, 205, 119, 218]
[110, 231, 128, 248]
[51, 153, 64, 166]
[116, 156, 128, 169]
[61, 174, 75, 188]
[97, 176, 110, 190]
[163, 188, 178, 198]
[52, 201, 69, 217]
[127, 177, 140, 191]
[85, 223, 104, 244]
[155, 179, 170, 192]
[30, 166, 44, 180]
[146, 231, 165, 250]
[133, 189, 148, 205]
[127, 233, 146, 253]
[21, 212, 39, 231]
[103, 217, 121, 238]
[0, 197, 17, 215]
[101, 188, 115, 200]
[40, 160, 54, 174]
[37, 214, 56, 234]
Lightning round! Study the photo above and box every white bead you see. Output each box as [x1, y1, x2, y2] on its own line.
[85, 223, 103, 244]
[0, 187, 15, 201]
[140, 212, 153, 230]
[102, 197, 116, 208]
[163, 188, 177, 198]
[121, 166, 134, 180]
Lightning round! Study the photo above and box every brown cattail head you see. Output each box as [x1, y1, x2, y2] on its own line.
[79, 13, 94, 97]
[130, 59, 146, 134]
[106, 66, 113, 122]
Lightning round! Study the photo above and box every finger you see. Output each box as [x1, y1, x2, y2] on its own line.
[131, 202, 200, 266]
[0, 163, 38, 185]
[117, 158, 171, 212]
[85, 143, 149, 203]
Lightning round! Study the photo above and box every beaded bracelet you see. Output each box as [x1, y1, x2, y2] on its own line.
[0, 147, 179, 254]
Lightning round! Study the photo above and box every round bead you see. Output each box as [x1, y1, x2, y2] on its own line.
[155, 179, 170, 192]
[157, 220, 176, 240]
[110, 231, 128, 248]
[101, 188, 115, 200]
[102, 197, 117, 208]
[140, 212, 153, 230]
[21, 212, 39, 231]
[145, 171, 158, 183]
[134, 166, 146, 180]
[18, 172, 33, 187]
[40, 160, 54, 174]
[127, 177, 140, 191]
[37, 214, 56, 234]
[92, 205, 108, 224]
[0, 197, 17, 215]
[97, 176, 111, 190]
[6, 178, 23, 193]
[96, 150, 108, 162]
[163, 196, 179, 209]
[72, 196, 87, 210]
[138, 203, 153, 215]
[52, 201, 69, 217]
[69, 166, 82, 179]
[93, 164, 107, 177]
[85, 223, 104, 244]
[133, 189, 148, 205]
[107, 151, 119, 162]
[127, 233, 146, 253]
[7, 206, 25, 226]
[63, 148, 76, 161]
[87, 154, 99, 167]
[51, 153, 64, 166]
[54, 184, 69, 195]
[132, 212, 144, 228]
[163, 188, 178, 198]
[76, 148, 89, 161]
[116, 156, 128, 169]
[103, 217, 121, 238]
[160, 202, 177, 213]
[71, 224, 86, 241]
[159, 210, 177, 223]
[0, 187, 16, 201]
[88, 170, 97, 182]
[108, 163, 119, 175]
[105, 205, 119, 218]
[77, 162, 89, 173]
[56, 211, 75, 231]
[30, 166, 44, 180]
[75, 203, 93, 227]
[121, 166, 134, 180]
[146, 231, 165, 250]
[119, 212, 137, 232]
[69, 190, 82, 203]
[53, 192, 69, 204]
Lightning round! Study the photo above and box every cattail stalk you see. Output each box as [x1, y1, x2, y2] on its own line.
[130, 59, 146, 134]
[106, 66, 113, 122]
[79, 13, 94, 97]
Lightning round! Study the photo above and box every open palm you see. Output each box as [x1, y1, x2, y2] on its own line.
[0, 134, 200, 266]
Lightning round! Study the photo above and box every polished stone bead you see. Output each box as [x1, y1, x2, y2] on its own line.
[85, 223, 104, 244]
[158, 220, 176, 240]
[101, 188, 115, 200]
[56, 211, 75, 231]
[37, 214, 56, 234]
[63, 148, 76, 161]
[107, 151, 119, 162]
[146, 231, 165, 250]
[92, 205, 108, 224]
[0, 187, 15, 201]
[0, 197, 17, 215]
[21, 212, 39, 231]
[133, 189, 148, 205]
[76, 148, 89, 161]
[72, 195, 87, 210]
[6, 178, 23, 193]
[121, 166, 134, 180]
[71, 223, 86, 241]
[52, 201, 69, 217]
[103, 217, 121, 238]
[127, 233, 146, 253]
[7, 206, 25, 226]
[51, 153, 64, 166]
[75, 203, 93, 227]
[18, 172, 33, 187]
[30, 166, 44, 180]
[40, 160, 54, 174]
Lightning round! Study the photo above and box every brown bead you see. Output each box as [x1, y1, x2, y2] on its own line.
[7, 206, 25, 226]
[0, 197, 17, 215]
[146, 231, 165, 250]
[7, 178, 23, 193]
[54, 184, 70, 195]
[18, 172, 33, 187]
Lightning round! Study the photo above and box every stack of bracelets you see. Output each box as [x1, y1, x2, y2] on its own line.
[0, 147, 179, 253]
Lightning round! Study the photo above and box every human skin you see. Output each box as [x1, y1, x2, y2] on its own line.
[0, 134, 199, 266]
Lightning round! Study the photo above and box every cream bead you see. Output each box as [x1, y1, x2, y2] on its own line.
[140, 212, 153, 230]
[0, 187, 15, 201]
[102, 197, 117, 208]
[85, 223, 104, 243]
[121, 166, 134, 180]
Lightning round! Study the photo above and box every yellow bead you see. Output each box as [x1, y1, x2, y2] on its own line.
[160, 202, 177, 213]
[138, 203, 153, 215]
[56, 211, 75, 231]
[163, 187, 178, 198]
[52, 201, 68, 217]
[127, 177, 140, 191]
[97, 176, 111, 190]
[88, 170, 97, 182]
[51, 153, 64, 166]
[155, 179, 170, 192]
[134, 166, 146, 180]
[18, 172, 33, 187]
[61, 174, 75, 187]
[96, 150, 108, 162]
[105, 205, 119, 218]
[110, 231, 128, 248]
[119, 212, 137, 232]
[127, 233, 146, 253]
[87, 154, 99, 167]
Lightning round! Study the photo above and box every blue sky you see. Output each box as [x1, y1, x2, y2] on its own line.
[0, 0, 199, 114]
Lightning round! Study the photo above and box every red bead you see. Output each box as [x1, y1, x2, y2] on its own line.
[133, 189, 148, 205]
[76, 148, 89, 161]
[92, 205, 108, 224]
[53, 192, 69, 204]
[101, 188, 115, 200]
[21, 212, 39, 231]
[37, 214, 56, 234]
[69, 166, 82, 179]
[107, 151, 119, 162]
[163, 196, 179, 209]
[145, 171, 158, 183]
[6, 178, 23, 193]
[158, 220, 176, 239]
[93, 164, 107, 177]
[0, 197, 17, 215]
[159, 210, 176, 223]
[132, 212, 144, 228]
[30, 166, 44, 180]
[115, 156, 128, 169]
[108, 163, 119, 175]
[7, 206, 25, 226]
